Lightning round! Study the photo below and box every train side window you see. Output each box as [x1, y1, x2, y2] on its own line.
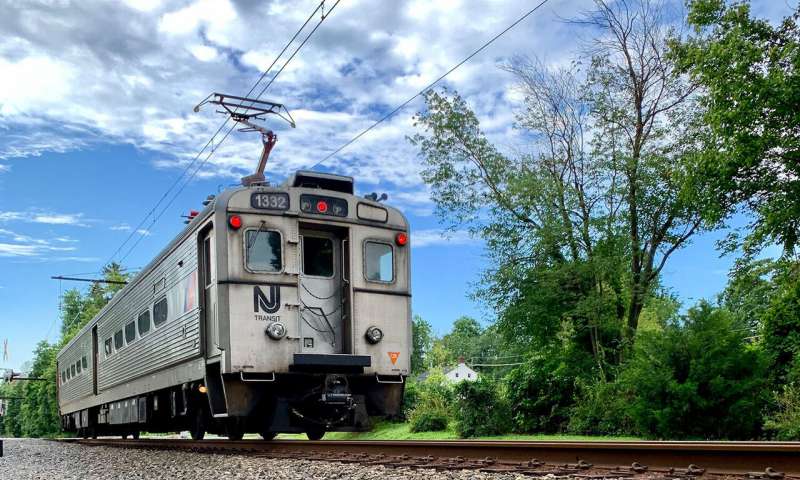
[104, 338, 113, 357]
[71, 364, 76, 377]
[364, 241, 394, 283]
[153, 297, 168, 327]
[302, 236, 334, 277]
[138, 309, 151, 336]
[66, 368, 70, 380]
[76, 360, 81, 374]
[114, 330, 124, 350]
[82, 356, 88, 370]
[61, 371, 66, 383]
[125, 321, 136, 344]
[244, 230, 282, 273]
[203, 236, 213, 287]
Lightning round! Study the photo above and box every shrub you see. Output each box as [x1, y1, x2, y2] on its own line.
[504, 347, 591, 433]
[764, 359, 800, 440]
[568, 378, 637, 436]
[454, 377, 511, 437]
[407, 369, 453, 432]
[764, 384, 800, 440]
[571, 302, 769, 439]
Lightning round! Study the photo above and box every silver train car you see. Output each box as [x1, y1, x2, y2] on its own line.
[57, 171, 411, 440]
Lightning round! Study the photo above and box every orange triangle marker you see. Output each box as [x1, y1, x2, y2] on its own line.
[388, 352, 400, 365]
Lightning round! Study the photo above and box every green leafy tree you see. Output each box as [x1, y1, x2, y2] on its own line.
[674, 0, 800, 254]
[411, 1, 709, 375]
[3, 263, 130, 437]
[411, 315, 433, 375]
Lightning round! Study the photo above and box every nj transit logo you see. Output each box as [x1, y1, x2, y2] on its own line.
[254, 285, 280, 314]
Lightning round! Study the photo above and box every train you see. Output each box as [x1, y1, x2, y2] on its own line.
[56, 170, 411, 440]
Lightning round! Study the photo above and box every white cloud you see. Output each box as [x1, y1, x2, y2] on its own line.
[188, 44, 218, 62]
[411, 229, 473, 248]
[136, 228, 152, 236]
[0, 164, 8, 173]
[110, 223, 132, 231]
[0, 228, 77, 258]
[0, 0, 587, 200]
[0, 211, 88, 227]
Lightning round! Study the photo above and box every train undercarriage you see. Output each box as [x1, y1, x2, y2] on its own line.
[62, 372, 404, 440]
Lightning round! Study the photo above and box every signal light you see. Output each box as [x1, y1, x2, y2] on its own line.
[395, 232, 408, 246]
[316, 200, 328, 213]
[228, 215, 242, 230]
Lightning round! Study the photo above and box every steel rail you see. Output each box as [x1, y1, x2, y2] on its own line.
[56, 438, 800, 476]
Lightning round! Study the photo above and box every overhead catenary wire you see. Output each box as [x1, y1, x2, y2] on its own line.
[306, 0, 551, 170]
[107, 0, 338, 267]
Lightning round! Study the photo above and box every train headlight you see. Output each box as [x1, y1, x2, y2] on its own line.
[265, 322, 287, 340]
[365, 326, 383, 344]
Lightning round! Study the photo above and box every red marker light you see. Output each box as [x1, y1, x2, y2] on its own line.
[316, 200, 329, 213]
[395, 232, 408, 246]
[228, 215, 242, 230]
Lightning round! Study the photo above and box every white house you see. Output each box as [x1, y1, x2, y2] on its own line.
[444, 357, 478, 383]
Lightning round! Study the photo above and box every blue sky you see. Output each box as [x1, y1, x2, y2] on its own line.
[0, 0, 789, 372]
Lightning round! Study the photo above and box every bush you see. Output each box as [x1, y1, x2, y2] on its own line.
[407, 369, 453, 432]
[504, 347, 592, 433]
[764, 359, 800, 440]
[571, 302, 769, 439]
[454, 377, 511, 437]
[764, 384, 800, 440]
[568, 378, 637, 436]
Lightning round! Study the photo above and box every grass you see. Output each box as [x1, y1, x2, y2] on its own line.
[276, 421, 641, 441]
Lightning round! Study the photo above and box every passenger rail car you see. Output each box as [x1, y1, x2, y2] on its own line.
[57, 171, 411, 440]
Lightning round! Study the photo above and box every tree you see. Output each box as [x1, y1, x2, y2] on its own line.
[411, 315, 433, 375]
[674, 0, 800, 254]
[410, 0, 707, 365]
[3, 263, 130, 437]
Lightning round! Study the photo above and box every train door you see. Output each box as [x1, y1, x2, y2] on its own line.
[91, 325, 98, 395]
[201, 228, 220, 358]
[299, 229, 343, 354]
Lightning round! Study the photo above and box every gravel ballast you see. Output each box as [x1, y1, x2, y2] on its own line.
[0, 438, 535, 480]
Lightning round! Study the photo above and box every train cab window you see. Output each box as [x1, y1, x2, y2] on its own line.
[82, 356, 88, 370]
[104, 338, 113, 357]
[302, 236, 334, 277]
[66, 369, 70, 380]
[153, 297, 168, 327]
[114, 330, 124, 350]
[138, 309, 151, 336]
[125, 321, 136, 344]
[61, 371, 66, 383]
[245, 230, 282, 272]
[71, 364, 76, 377]
[76, 360, 81, 374]
[364, 241, 394, 282]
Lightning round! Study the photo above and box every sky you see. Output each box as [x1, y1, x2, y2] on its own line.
[0, 0, 791, 372]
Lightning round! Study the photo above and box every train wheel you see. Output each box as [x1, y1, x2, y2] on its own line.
[189, 410, 206, 441]
[305, 427, 325, 441]
[131, 430, 140, 440]
[259, 431, 277, 441]
[121, 433, 128, 439]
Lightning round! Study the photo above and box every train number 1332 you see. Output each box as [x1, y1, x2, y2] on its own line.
[251, 193, 290, 210]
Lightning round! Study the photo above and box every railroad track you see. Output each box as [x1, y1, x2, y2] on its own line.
[59, 438, 800, 478]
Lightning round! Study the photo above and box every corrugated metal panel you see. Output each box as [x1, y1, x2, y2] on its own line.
[58, 332, 93, 404]
[96, 237, 202, 392]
